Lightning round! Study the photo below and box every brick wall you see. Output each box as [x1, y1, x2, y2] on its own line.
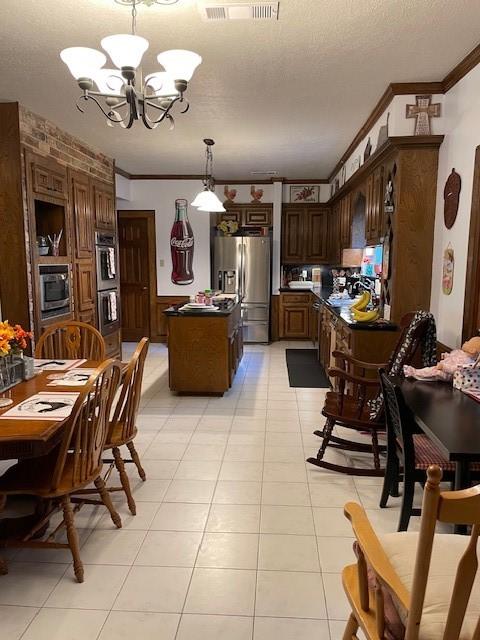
[18, 105, 114, 183]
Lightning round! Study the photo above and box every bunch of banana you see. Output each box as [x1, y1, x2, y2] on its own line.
[350, 290, 370, 311]
[351, 306, 380, 322]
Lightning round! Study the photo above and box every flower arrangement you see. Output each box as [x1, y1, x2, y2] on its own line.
[0, 321, 32, 357]
[217, 220, 239, 236]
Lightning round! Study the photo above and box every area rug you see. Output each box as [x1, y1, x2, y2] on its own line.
[285, 349, 330, 388]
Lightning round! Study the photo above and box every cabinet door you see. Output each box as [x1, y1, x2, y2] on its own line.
[29, 154, 67, 199]
[243, 206, 272, 227]
[281, 305, 310, 338]
[93, 180, 116, 229]
[305, 208, 328, 263]
[216, 210, 242, 226]
[281, 207, 304, 263]
[70, 170, 93, 258]
[372, 166, 384, 243]
[365, 174, 374, 244]
[340, 195, 352, 249]
[328, 205, 341, 265]
[74, 259, 96, 313]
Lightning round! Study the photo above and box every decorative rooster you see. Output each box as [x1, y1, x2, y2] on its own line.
[250, 185, 263, 203]
[223, 185, 237, 203]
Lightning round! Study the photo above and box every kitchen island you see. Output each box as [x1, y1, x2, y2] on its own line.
[164, 298, 243, 395]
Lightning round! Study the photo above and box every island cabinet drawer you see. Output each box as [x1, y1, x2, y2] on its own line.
[280, 293, 311, 304]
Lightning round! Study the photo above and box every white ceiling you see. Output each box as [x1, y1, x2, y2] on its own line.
[1, 0, 480, 178]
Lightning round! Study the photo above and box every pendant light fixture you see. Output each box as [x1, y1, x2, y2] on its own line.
[192, 139, 226, 213]
[60, 0, 201, 129]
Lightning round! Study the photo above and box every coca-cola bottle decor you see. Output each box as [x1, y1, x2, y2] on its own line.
[171, 198, 194, 285]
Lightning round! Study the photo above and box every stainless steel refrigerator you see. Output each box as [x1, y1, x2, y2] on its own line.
[213, 236, 271, 343]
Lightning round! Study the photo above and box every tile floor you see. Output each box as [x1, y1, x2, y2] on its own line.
[0, 341, 423, 640]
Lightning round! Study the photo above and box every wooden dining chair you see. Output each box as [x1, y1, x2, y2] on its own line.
[0, 359, 122, 583]
[307, 311, 437, 476]
[343, 465, 480, 640]
[72, 338, 149, 516]
[379, 370, 455, 531]
[35, 320, 106, 361]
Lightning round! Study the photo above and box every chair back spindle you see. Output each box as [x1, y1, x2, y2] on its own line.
[35, 320, 106, 361]
[109, 338, 149, 444]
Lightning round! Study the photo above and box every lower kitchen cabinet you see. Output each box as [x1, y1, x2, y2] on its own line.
[279, 293, 311, 339]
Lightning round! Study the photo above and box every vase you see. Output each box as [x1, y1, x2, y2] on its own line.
[0, 354, 25, 392]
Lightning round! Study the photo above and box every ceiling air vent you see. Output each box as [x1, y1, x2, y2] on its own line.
[200, 2, 279, 21]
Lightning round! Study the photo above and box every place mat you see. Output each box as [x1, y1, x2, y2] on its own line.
[47, 369, 96, 386]
[34, 359, 87, 371]
[0, 392, 79, 420]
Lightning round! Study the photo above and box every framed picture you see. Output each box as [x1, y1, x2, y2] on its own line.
[290, 185, 320, 203]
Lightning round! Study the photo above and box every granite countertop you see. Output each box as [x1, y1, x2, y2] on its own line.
[279, 286, 397, 331]
[164, 296, 240, 317]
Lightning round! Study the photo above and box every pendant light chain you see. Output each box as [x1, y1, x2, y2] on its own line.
[131, 0, 137, 35]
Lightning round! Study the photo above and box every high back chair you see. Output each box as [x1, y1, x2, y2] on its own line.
[307, 311, 437, 476]
[35, 320, 106, 361]
[343, 465, 480, 640]
[0, 360, 122, 583]
[73, 338, 149, 516]
[379, 371, 455, 531]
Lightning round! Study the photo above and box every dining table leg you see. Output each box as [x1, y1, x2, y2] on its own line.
[454, 460, 470, 534]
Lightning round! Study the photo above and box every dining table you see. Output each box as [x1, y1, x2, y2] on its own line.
[0, 359, 125, 540]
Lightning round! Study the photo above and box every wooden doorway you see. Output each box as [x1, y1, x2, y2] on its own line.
[118, 211, 157, 342]
[463, 146, 480, 341]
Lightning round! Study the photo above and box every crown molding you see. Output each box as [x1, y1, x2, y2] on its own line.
[114, 170, 329, 185]
[443, 42, 480, 92]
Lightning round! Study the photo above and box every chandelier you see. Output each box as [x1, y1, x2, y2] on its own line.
[191, 140, 226, 213]
[60, 0, 201, 129]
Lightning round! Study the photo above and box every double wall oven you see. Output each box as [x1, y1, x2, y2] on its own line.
[39, 264, 71, 319]
[95, 231, 120, 336]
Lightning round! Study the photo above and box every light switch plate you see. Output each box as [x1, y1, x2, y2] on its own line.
[383, 304, 391, 321]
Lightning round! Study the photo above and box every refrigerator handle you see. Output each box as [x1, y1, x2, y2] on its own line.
[217, 270, 223, 292]
[241, 242, 246, 301]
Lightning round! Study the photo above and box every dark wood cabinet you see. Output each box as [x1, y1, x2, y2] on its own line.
[365, 166, 384, 245]
[218, 204, 273, 228]
[279, 293, 310, 338]
[74, 260, 96, 315]
[70, 170, 93, 259]
[328, 204, 341, 265]
[339, 194, 352, 249]
[29, 154, 68, 199]
[282, 204, 329, 264]
[93, 179, 116, 229]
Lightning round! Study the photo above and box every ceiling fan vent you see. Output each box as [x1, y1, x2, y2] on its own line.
[200, 2, 279, 21]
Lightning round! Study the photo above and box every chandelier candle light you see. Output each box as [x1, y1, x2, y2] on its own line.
[60, 0, 201, 129]
[191, 139, 226, 213]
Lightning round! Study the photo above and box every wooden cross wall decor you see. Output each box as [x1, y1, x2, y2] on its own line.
[406, 95, 441, 135]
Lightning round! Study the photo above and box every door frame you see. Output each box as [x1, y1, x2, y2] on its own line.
[463, 146, 480, 341]
[118, 210, 158, 341]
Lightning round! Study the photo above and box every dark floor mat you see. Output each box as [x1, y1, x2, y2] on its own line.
[285, 349, 330, 388]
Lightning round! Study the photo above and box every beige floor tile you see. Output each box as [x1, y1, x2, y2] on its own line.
[78, 529, 146, 565]
[260, 505, 315, 535]
[197, 532, 258, 569]
[128, 459, 178, 480]
[164, 480, 216, 503]
[317, 536, 356, 573]
[177, 614, 252, 640]
[152, 432, 192, 444]
[309, 481, 360, 507]
[21, 608, 108, 640]
[255, 571, 327, 619]
[263, 462, 307, 482]
[258, 534, 319, 572]
[206, 504, 261, 533]
[189, 431, 229, 444]
[183, 444, 226, 461]
[45, 564, 129, 609]
[96, 502, 160, 531]
[322, 573, 350, 620]
[224, 445, 265, 462]
[0, 605, 39, 639]
[313, 507, 355, 537]
[143, 443, 188, 461]
[0, 562, 67, 607]
[265, 432, 303, 445]
[219, 461, 263, 482]
[135, 530, 202, 567]
[174, 460, 222, 481]
[131, 479, 170, 502]
[213, 481, 262, 505]
[184, 568, 256, 616]
[261, 482, 311, 506]
[150, 502, 210, 531]
[113, 566, 192, 612]
[99, 611, 180, 640]
[253, 616, 330, 640]
[264, 445, 305, 463]
[265, 420, 301, 433]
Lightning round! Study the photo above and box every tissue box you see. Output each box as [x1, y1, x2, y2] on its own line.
[453, 364, 480, 392]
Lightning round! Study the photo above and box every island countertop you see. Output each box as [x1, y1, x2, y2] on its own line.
[163, 296, 241, 317]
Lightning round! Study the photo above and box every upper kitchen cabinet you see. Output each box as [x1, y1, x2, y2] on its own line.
[69, 169, 93, 259]
[281, 204, 329, 264]
[365, 165, 384, 245]
[27, 152, 68, 200]
[218, 203, 273, 228]
[339, 194, 352, 249]
[328, 204, 341, 265]
[92, 178, 116, 229]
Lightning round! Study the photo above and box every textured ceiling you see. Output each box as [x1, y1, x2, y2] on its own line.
[1, 0, 480, 178]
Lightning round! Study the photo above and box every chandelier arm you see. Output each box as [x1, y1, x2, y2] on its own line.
[79, 93, 133, 126]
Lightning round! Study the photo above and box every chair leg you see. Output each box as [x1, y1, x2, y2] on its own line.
[316, 418, 335, 461]
[112, 447, 136, 516]
[380, 448, 399, 508]
[371, 429, 381, 470]
[342, 614, 359, 640]
[61, 495, 84, 583]
[398, 477, 415, 532]
[127, 441, 146, 481]
[94, 477, 122, 529]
